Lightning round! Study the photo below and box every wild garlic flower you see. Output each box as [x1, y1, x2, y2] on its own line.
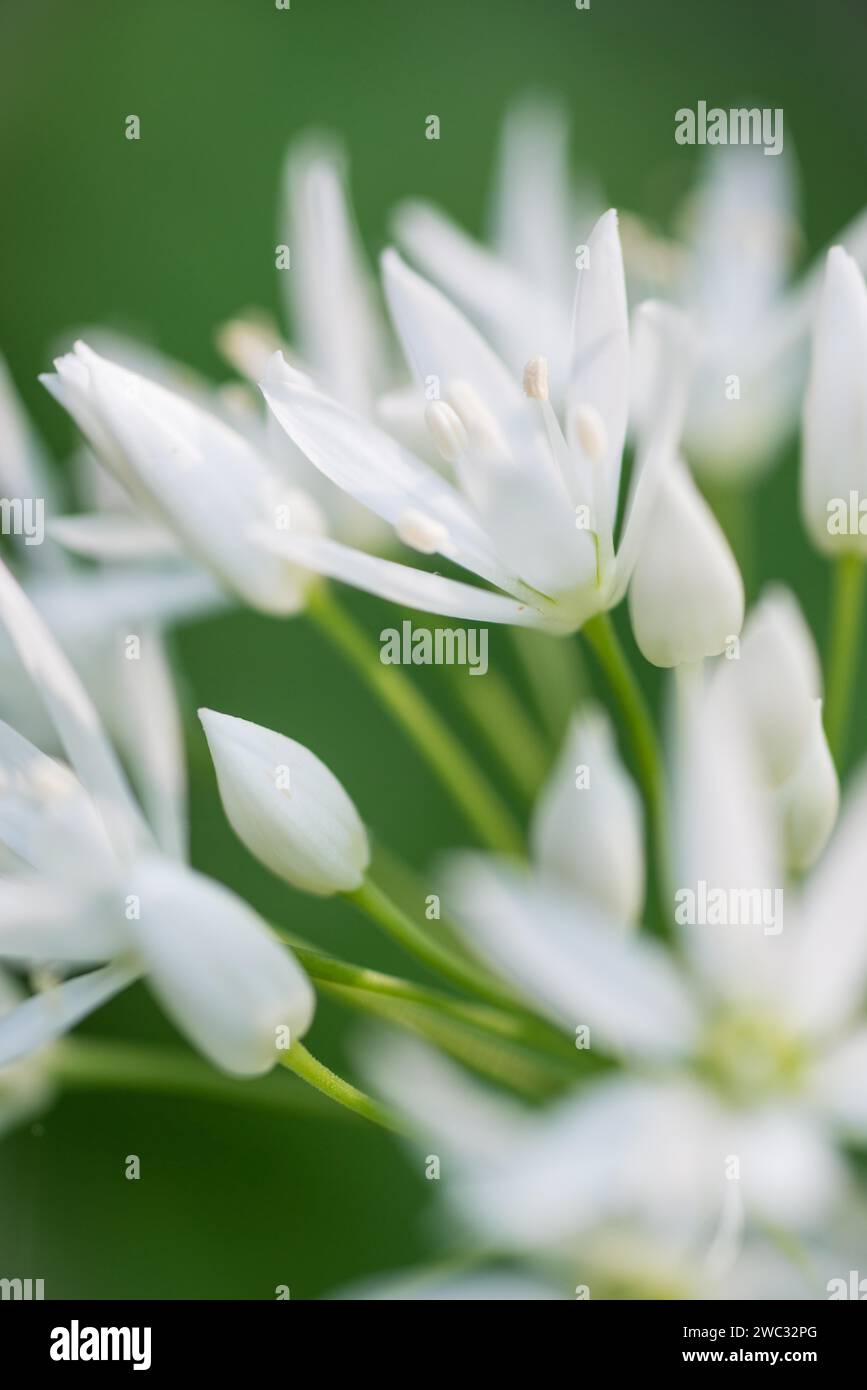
[384, 637, 858, 1249]
[261, 211, 691, 636]
[0, 557, 314, 1076]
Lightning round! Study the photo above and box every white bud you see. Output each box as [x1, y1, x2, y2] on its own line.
[424, 400, 468, 464]
[530, 707, 644, 925]
[522, 357, 549, 402]
[714, 586, 821, 785]
[199, 709, 370, 895]
[776, 700, 839, 872]
[573, 403, 608, 464]
[628, 462, 744, 667]
[802, 247, 867, 556]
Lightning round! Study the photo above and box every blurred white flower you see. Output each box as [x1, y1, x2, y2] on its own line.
[261, 212, 690, 636]
[529, 705, 644, 924]
[411, 671, 864, 1245]
[199, 708, 370, 896]
[801, 247, 867, 557]
[627, 459, 744, 667]
[0, 557, 314, 1076]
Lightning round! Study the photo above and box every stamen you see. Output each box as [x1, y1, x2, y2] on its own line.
[424, 400, 468, 464]
[395, 508, 448, 555]
[446, 380, 508, 457]
[574, 403, 608, 464]
[522, 356, 549, 402]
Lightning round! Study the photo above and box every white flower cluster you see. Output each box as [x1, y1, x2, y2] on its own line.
[3, 97, 867, 1300]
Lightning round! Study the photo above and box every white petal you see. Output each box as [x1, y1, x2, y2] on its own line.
[43, 343, 311, 613]
[358, 1030, 529, 1165]
[0, 556, 148, 862]
[787, 761, 867, 1033]
[568, 210, 630, 515]
[0, 876, 121, 963]
[0, 717, 114, 875]
[255, 529, 553, 628]
[713, 585, 821, 784]
[394, 199, 571, 395]
[199, 709, 370, 895]
[128, 855, 315, 1075]
[99, 626, 188, 862]
[48, 512, 180, 560]
[261, 354, 519, 595]
[812, 1027, 867, 1137]
[0, 961, 139, 1067]
[627, 461, 744, 667]
[801, 247, 867, 555]
[530, 706, 645, 923]
[282, 133, 389, 414]
[775, 699, 839, 873]
[442, 856, 697, 1059]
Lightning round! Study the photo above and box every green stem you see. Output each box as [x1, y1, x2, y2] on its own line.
[825, 553, 865, 767]
[277, 929, 579, 1066]
[511, 626, 586, 744]
[445, 663, 548, 801]
[582, 611, 670, 928]
[46, 1038, 342, 1118]
[278, 1041, 400, 1133]
[307, 586, 523, 854]
[347, 876, 526, 1015]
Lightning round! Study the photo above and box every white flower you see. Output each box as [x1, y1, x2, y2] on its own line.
[199, 709, 370, 895]
[260, 212, 690, 635]
[41, 341, 325, 614]
[410, 669, 865, 1244]
[801, 247, 867, 557]
[0, 557, 314, 1076]
[529, 705, 644, 924]
[627, 459, 744, 667]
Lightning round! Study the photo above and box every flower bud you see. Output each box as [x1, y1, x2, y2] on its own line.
[628, 461, 744, 667]
[199, 709, 370, 895]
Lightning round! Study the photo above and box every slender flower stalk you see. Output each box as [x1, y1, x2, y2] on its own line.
[581, 612, 670, 928]
[306, 585, 524, 853]
[278, 1041, 400, 1133]
[825, 554, 866, 765]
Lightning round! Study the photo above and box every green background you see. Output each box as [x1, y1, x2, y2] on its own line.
[0, 0, 864, 1297]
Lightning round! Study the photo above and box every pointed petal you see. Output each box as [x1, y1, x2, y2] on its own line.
[129, 855, 315, 1075]
[530, 705, 645, 923]
[48, 512, 180, 560]
[0, 877, 121, 963]
[0, 556, 148, 862]
[443, 856, 697, 1059]
[0, 961, 139, 1066]
[260, 354, 516, 594]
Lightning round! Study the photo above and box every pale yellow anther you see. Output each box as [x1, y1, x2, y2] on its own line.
[395, 508, 448, 555]
[574, 404, 608, 464]
[424, 401, 468, 464]
[522, 356, 549, 402]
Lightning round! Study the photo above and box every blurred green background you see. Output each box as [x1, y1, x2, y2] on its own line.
[1, 0, 865, 1297]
